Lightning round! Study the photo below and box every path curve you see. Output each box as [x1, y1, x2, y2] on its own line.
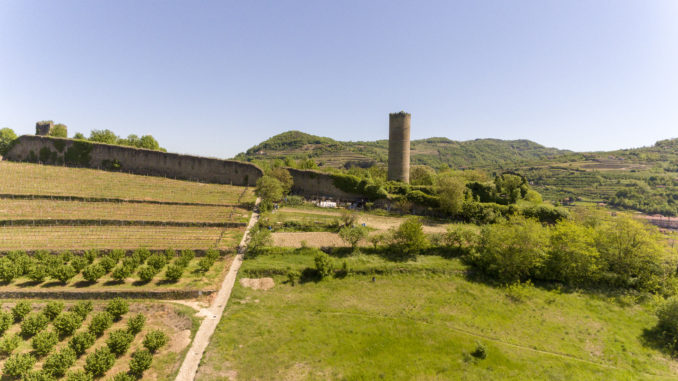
[175, 198, 260, 381]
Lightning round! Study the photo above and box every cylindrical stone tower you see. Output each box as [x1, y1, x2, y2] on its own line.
[388, 111, 411, 183]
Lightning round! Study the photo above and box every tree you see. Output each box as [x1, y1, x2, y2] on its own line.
[49, 124, 68, 138]
[436, 175, 466, 215]
[546, 220, 599, 285]
[339, 226, 369, 250]
[410, 165, 436, 186]
[139, 135, 160, 150]
[269, 168, 293, 194]
[0, 127, 17, 155]
[391, 217, 429, 256]
[89, 129, 118, 144]
[298, 158, 318, 169]
[255, 176, 283, 202]
[495, 174, 527, 203]
[73, 132, 86, 140]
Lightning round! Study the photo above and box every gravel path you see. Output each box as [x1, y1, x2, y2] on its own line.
[175, 198, 260, 381]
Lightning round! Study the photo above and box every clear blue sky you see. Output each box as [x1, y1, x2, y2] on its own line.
[1, 1, 677, 158]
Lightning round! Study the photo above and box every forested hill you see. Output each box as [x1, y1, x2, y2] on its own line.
[234, 130, 571, 169]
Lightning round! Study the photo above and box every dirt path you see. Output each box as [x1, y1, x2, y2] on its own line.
[175, 198, 260, 381]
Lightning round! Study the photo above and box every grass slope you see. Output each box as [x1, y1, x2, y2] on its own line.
[198, 256, 677, 380]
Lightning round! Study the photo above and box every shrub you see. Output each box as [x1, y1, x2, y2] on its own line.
[391, 217, 429, 257]
[137, 265, 158, 283]
[0, 333, 20, 355]
[105, 298, 129, 321]
[656, 297, 678, 353]
[112, 265, 133, 281]
[43, 301, 64, 320]
[338, 225, 369, 250]
[53, 312, 82, 337]
[127, 313, 146, 335]
[84, 249, 98, 264]
[84, 346, 115, 377]
[52, 264, 77, 284]
[21, 312, 49, 337]
[70, 257, 88, 273]
[287, 270, 301, 285]
[107, 249, 125, 262]
[68, 331, 95, 357]
[12, 300, 32, 322]
[0, 257, 18, 283]
[146, 254, 167, 271]
[23, 370, 54, 381]
[471, 342, 487, 359]
[99, 256, 116, 273]
[143, 329, 168, 353]
[88, 311, 113, 337]
[0, 311, 12, 335]
[32, 330, 58, 356]
[176, 250, 195, 267]
[42, 347, 76, 378]
[165, 264, 184, 282]
[9, 251, 31, 276]
[28, 264, 48, 282]
[66, 370, 93, 381]
[106, 329, 134, 356]
[122, 256, 140, 270]
[133, 248, 151, 264]
[112, 372, 136, 381]
[314, 252, 334, 279]
[70, 301, 93, 320]
[545, 220, 599, 285]
[129, 349, 153, 376]
[59, 251, 73, 264]
[163, 248, 176, 261]
[3, 353, 36, 377]
[197, 257, 215, 272]
[82, 263, 106, 283]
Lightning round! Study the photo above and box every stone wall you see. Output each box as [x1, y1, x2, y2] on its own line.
[4, 135, 263, 186]
[287, 168, 363, 201]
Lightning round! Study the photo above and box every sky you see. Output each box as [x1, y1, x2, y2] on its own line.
[1, 1, 677, 159]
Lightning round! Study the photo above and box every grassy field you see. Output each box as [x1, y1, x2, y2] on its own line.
[0, 199, 249, 223]
[0, 161, 255, 204]
[0, 226, 245, 251]
[196, 251, 678, 380]
[0, 300, 201, 380]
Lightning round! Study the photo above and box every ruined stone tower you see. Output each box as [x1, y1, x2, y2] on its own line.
[387, 111, 411, 183]
[35, 121, 54, 136]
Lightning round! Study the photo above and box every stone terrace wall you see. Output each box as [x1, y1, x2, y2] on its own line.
[287, 168, 363, 201]
[5, 135, 263, 186]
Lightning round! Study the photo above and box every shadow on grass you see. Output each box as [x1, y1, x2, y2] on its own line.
[15, 280, 44, 288]
[73, 280, 97, 288]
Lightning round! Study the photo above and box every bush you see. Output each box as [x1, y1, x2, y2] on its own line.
[43, 301, 64, 321]
[28, 263, 48, 282]
[197, 256, 215, 272]
[42, 347, 76, 378]
[129, 349, 153, 376]
[21, 312, 49, 337]
[143, 329, 168, 353]
[88, 311, 113, 337]
[84, 249, 98, 264]
[165, 264, 184, 282]
[106, 329, 134, 356]
[84, 346, 115, 377]
[66, 370, 93, 381]
[53, 312, 82, 338]
[112, 372, 136, 381]
[133, 248, 151, 264]
[0, 311, 12, 335]
[176, 249, 195, 267]
[656, 297, 678, 353]
[70, 301, 93, 320]
[287, 270, 301, 286]
[105, 298, 129, 321]
[146, 254, 167, 271]
[314, 252, 334, 279]
[338, 225, 369, 250]
[70, 257, 88, 273]
[107, 249, 125, 262]
[471, 342, 487, 359]
[137, 265, 158, 283]
[112, 264, 133, 281]
[99, 256, 117, 273]
[23, 370, 54, 381]
[32, 330, 58, 356]
[391, 217, 429, 257]
[0, 333, 20, 355]
[127, 313, 146, 335]
[68, 331, 95, 357]
[3, 353, 36, 377]
[52, 264, 77, 284]
[12, 300, 32, 322]
[82, 263, 106, 283]
[0, 257, 18, 283]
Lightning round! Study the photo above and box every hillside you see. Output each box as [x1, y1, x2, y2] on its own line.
[235, 131, 571, 169]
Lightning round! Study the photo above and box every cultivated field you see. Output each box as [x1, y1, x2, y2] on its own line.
[0, 161, 255, 204]
[197, 251, 678, 380]
[0, 300, 199, 379]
